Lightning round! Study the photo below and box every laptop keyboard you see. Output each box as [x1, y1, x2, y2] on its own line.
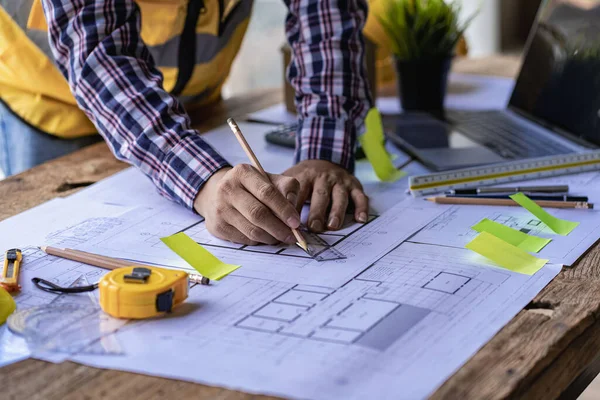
[449, 111, 574, 159]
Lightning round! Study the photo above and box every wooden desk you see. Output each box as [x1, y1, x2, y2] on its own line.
[2, 55, 599, 400]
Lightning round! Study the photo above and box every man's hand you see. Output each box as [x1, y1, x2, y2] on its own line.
[194, 165, 302, 245]
[283, 160, 369, 233]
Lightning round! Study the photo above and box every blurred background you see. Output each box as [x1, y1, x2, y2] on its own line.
[223, 0, 542, 98]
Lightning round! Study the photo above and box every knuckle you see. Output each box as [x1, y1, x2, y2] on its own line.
[258, 184, 277, 200]
[236, 163, 253, 175]
[248, 204, 268, 221]
[232, 164, 251, 179]
[218, 180, 234, 195]
[247, 226, 263, 241]
[315, 187, 329, 197]
[214, 204, 228, 217]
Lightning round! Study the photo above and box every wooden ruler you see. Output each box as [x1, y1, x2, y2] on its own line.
[409, 151, 600, 196]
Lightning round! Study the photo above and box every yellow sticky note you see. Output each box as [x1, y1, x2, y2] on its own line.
[509, 193, 579, 236]
[0, 287, 16, 325]
[466, 232, 549, 275]
[161, 233, 240, 280]
[359, 108, 405, 182]
[472, 218, 551, 253]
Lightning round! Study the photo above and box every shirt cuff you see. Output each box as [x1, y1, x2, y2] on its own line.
[294, 116, 365, 172]
[159, 133, 231, 209]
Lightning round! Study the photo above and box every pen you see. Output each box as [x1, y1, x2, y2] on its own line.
[40, 246, 210, 285]
[426, 196, 593, 209]
[447, 185, 569, 195]
[445, 194, 588, 202]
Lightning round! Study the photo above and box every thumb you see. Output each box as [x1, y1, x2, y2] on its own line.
[269, 173, 300, 207]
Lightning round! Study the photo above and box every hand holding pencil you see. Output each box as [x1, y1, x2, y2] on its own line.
[192, 121, 304, 247]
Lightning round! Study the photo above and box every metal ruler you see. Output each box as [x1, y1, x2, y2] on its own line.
[409, 151, 600, 196]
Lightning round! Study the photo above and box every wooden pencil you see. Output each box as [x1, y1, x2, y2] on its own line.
[426, 196, 594, 209]
[40, 246, 210, 284]
[226, 118, 309, 252]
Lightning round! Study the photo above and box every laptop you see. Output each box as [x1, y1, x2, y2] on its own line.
[384, 0, 600, 171]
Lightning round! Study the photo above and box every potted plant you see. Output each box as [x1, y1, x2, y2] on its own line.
[378, 0, 475, 118]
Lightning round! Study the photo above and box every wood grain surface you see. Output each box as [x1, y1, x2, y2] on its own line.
[5, 55, 596, 400]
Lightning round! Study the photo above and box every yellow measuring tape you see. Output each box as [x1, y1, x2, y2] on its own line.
[99, 266, 188, 319]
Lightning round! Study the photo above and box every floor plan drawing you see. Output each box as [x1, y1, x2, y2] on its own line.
[70, 242, 560, 400]
[167, 214, 378, 260]
[409, 204, 600, 265]
[6, 247, 104, 309]
[70, 199, 446, 287]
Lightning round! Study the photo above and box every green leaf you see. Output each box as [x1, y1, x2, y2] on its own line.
[378, 0, 477, 60]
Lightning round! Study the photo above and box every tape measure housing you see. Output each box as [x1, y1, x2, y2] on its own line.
[99, 266, 188, 319]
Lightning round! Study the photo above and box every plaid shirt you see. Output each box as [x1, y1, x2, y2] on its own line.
[42, 0, 372, 209]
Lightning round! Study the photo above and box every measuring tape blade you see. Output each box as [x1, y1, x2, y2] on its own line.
[409, 151, 600, 196]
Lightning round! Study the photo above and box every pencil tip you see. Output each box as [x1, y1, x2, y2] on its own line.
[296, 241, 308, 253]
[40, 246, 47, 252]
[425, 198, 435, 202]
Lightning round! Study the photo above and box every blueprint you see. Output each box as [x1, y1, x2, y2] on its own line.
[410, 204, 600, 265]
[68, 197, 445, 287]
[0, 247, 113, 366]
[70, 243, 561, 400]
[0, 118, 575, 399]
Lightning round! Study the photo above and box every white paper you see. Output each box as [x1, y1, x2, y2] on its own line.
[495, 170, 600, 204]
[72, 197, 445, 287]
[357, 160, 429, 213]
[0, 198, 131, 250]
[0, 111, 582, 399]
[70, 243, 560, 400]
[0, 247, 112, 366]
[409, 204, 600, 266]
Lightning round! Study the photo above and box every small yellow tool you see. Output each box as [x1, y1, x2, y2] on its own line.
[98, 266, 188, 319]
[1, 248, 22, 293]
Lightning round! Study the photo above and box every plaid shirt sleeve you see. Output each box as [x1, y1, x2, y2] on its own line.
[284, 0, 373, 172]
[41, 0, 230, 209]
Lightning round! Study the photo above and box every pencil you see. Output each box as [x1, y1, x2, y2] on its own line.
[426, 196, 594, 209]
[445, 194, 589, 202]
[226, 118, 309, 252]
[40, 246, 210, 285]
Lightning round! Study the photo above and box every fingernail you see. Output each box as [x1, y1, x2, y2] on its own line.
[285, 234, 296, 244]
[310, 220, 323, 232]
[287, 216, 300, 229]
[357, 212, 367, 223]
[328, 216, 340, 229]
[286, 192, 297, 206]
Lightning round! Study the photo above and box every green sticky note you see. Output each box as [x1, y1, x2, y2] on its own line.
[359, 108, 405, 182]
[466, 232, 549, 275]
[161, 232, 240, 280]
[472, 218, 551, 253]
[509, 192, 579, 236]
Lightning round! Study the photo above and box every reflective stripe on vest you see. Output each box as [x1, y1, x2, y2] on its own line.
[0, 0, 252, 138]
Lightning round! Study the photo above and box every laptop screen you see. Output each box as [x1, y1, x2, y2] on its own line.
[509, 0, 600, 144]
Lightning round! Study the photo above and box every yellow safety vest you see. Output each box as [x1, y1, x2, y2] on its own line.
[0, 0, 251, 138]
